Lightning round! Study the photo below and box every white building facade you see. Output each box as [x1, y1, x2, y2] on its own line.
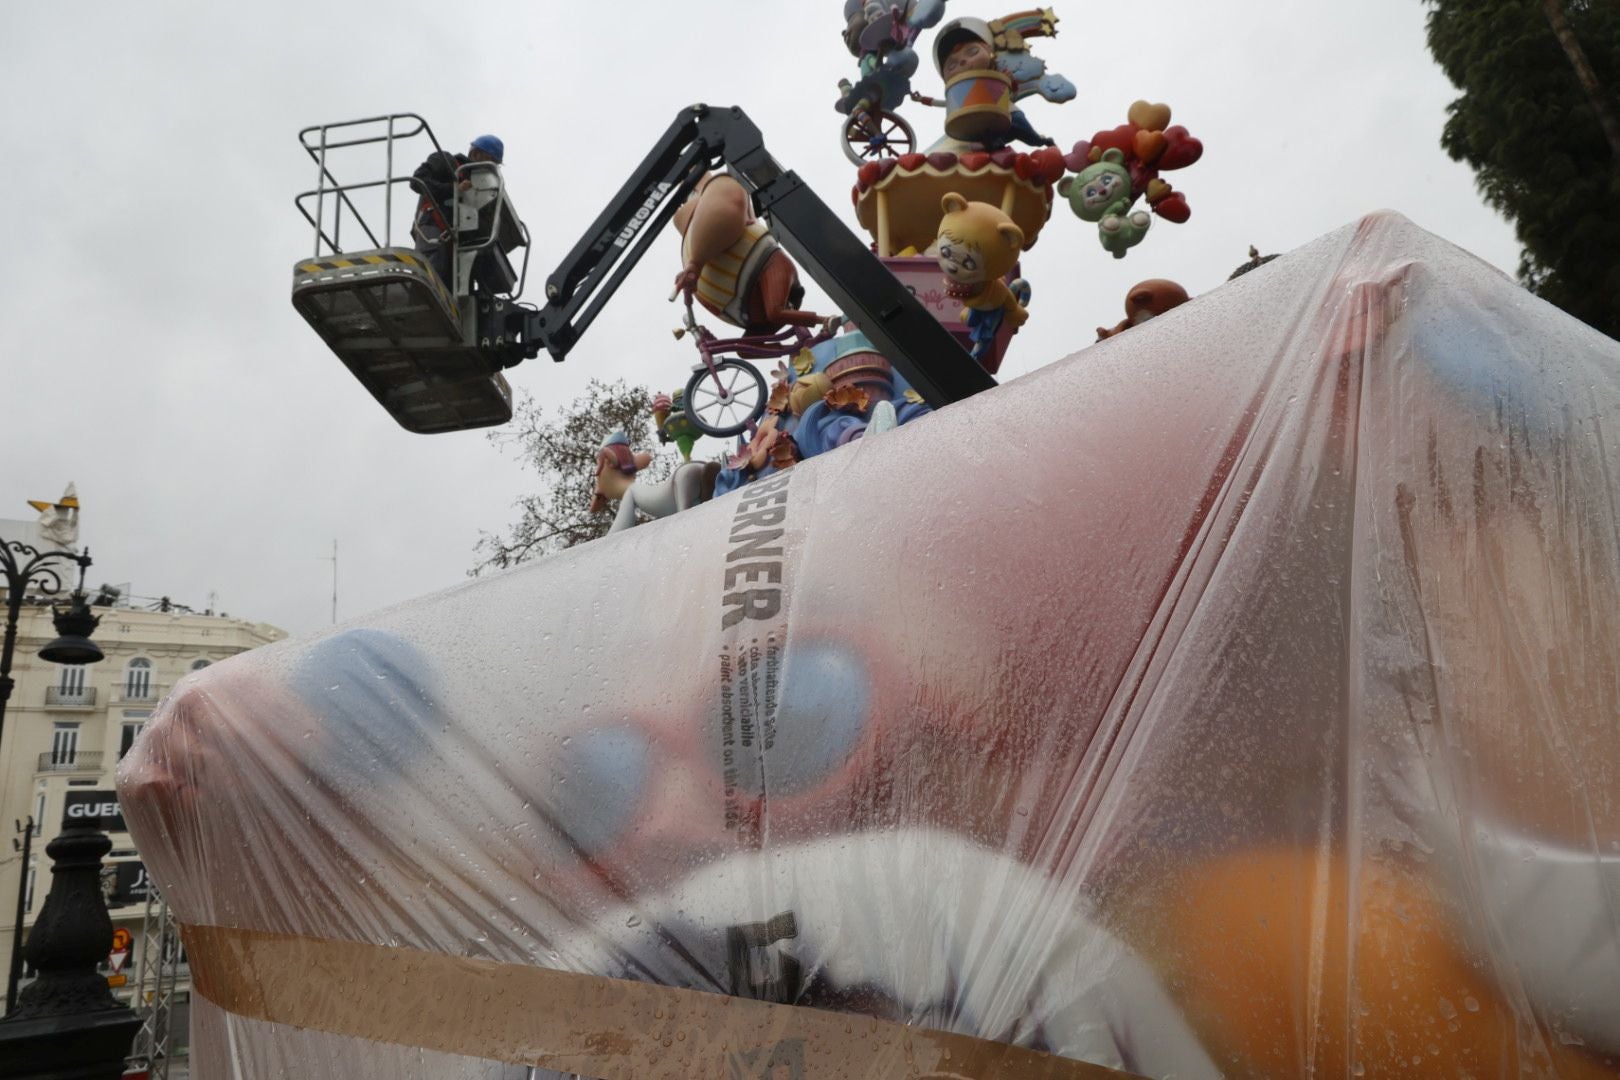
[0, 579, 283, 1033]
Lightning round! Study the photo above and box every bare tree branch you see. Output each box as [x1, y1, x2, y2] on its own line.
[471, 381, 677, 575]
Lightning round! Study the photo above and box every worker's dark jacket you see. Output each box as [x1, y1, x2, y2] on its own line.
[411, 151, 465, 231]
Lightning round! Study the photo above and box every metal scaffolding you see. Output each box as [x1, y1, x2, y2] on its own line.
[127, 886, 181, 1079]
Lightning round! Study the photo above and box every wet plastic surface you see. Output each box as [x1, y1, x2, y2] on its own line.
[122, 213, 1620, 1078]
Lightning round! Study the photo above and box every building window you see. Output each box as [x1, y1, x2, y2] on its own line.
[57, 665, 87, 695]
[24, 867, 36, 913]
[190, 658, 210, 672]
[124, 658, 153, 700]
[50, 723, 80, 766]
[119, 721, 146, 760]
[33, 792, 45, 835]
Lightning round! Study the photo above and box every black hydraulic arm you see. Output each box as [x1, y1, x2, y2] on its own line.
[519, 104, 997, 409]
[532, 109, 710, 359]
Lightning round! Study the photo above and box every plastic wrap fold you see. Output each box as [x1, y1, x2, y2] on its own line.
[120, 213, 1620, 1079]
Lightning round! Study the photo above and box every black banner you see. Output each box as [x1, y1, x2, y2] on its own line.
[109, 862, 152, 906]
[62, 789, 126, 832]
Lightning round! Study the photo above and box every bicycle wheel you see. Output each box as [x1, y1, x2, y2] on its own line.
[683, 360, 768, 437]
[841, 108, 916, 166]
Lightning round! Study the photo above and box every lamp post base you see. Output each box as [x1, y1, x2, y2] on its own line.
[0, 823, 142, 1076]
[0, 1007, 144, 1079]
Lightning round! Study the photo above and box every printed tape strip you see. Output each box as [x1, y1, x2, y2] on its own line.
[182, 924, 1138, 1080]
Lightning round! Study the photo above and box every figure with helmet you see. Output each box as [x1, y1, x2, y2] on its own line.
[907, 12, 1076, 151]
[409, 133, 506, 288]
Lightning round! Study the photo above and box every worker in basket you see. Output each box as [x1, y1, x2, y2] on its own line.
[410, 133, 505, 289]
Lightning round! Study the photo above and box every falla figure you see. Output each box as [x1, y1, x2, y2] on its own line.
[935, 192, 1029, 362]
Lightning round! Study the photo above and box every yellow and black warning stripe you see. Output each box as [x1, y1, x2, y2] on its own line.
[294, 250, 457, 318]
[296, 250, 426, 274]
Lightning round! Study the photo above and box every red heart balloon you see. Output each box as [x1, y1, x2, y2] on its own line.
[1091, 124, 1138, 158]
[1151, 192, 1191, 223]
[1158, 127, 1204, 171]
[1061, 140, 1093, 173]
[1028, 147, 1066, 185]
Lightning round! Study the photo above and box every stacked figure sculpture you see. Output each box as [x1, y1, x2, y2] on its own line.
[594, 2, 1205, 531]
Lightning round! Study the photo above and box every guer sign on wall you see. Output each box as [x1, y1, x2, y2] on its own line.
[61, 789, 126, 833]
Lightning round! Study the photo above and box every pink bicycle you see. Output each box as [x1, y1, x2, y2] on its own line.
[674, 301, 835, 438]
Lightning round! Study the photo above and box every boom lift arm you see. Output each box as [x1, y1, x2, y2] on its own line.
[507, 104, 998, 409]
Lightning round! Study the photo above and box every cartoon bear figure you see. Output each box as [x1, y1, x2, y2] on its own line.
[935, 193, 1029, 331]
[1058, 149, 1151, 259]
[1096, 279, 1190, 340]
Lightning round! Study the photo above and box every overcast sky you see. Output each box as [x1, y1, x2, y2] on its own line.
[0, 1, 1519, 637]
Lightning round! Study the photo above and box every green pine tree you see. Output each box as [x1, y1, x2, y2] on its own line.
[1425, 0, 1620, 339]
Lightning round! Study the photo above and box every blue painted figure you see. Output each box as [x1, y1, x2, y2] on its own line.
[835, 0, 951, 117]
[712, 328, 932, 497]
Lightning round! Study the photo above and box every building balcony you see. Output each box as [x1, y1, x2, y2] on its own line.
[112, 684, 164, 704]
[37, 750, 105, 773]
[44, 686, 98, 709]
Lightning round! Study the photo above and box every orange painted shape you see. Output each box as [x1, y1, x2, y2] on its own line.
[1148, 850, 1620, 1078]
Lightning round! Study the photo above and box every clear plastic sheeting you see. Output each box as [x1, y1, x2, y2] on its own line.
[119, 213, 1620, 1078]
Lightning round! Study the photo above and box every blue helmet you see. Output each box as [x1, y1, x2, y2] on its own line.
[469, 134, 504, 163]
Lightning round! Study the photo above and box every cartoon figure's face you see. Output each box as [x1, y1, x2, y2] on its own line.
[1077, 165, 1127, 215]
[936, 237, 985, 284]
[942, 40, 995, 78]
[1060, 152, 1135, 223]
[936, 194, 1024, 283]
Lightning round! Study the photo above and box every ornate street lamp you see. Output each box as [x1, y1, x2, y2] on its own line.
[0, 542, 101, 748]
[38, 585, 104, 668]
[0, 536, 133, 1074]
[2, 539, 104, 1016]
